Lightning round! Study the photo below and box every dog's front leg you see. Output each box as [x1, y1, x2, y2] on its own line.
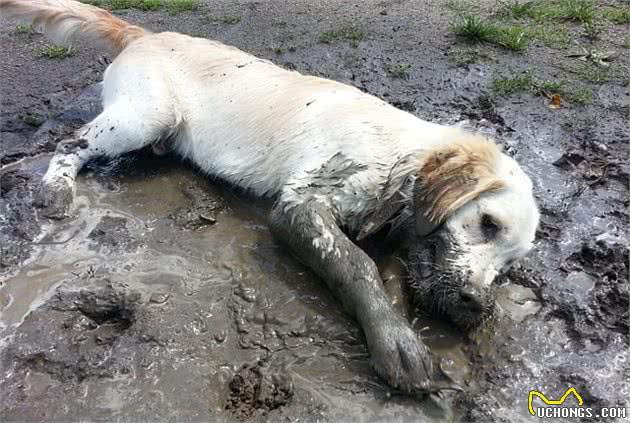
[270, 198, 432, 393]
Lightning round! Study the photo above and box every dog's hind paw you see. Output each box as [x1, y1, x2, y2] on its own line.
[33, 180, 74, 219]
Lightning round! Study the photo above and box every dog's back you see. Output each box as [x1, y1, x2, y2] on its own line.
[2, 0, 455, 201]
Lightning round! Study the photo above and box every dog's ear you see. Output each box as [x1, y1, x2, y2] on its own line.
[357, 136, 505, 241]
[416, 137, 505, 225]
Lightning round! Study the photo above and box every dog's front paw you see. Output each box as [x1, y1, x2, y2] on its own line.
[367, 318, 433, 393]
[33, 180, 74, 219]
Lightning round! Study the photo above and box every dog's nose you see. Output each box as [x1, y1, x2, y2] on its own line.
[459, 287, 484, 311]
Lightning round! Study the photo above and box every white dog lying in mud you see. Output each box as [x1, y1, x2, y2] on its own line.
[2, 0, 539, 394]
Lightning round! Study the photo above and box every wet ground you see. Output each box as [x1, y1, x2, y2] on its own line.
[1, 0, 628, 422]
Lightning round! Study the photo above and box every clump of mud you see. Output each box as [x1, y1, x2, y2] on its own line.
[88, 215, 141, 251]
[225, 361, 294, 420]
[169, 183, 227, 230]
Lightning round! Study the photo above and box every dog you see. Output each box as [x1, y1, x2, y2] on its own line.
[1, 0, 539, 394]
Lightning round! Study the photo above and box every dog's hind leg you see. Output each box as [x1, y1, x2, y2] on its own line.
[35, 98, 174, 218]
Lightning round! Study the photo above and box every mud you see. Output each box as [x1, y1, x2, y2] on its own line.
[1, 0, 629, 422]
[225, 360, 294, 420]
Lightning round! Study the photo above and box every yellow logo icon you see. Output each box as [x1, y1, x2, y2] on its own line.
[528, 387, 584, 416]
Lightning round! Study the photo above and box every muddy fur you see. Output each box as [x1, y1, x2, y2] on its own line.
[407, 232, 496, 331]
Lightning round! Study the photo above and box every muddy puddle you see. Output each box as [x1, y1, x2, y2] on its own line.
[2, 150, 497, 422]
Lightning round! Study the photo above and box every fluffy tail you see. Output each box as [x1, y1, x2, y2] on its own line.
[0, 0, 146, 54]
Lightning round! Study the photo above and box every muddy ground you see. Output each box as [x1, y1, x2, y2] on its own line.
[1, 0, 628, 422]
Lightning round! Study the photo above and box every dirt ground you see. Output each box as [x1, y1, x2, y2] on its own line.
[1, 0, 628, 422]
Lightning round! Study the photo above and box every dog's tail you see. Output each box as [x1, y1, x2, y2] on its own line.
[0, 0, 147, 54]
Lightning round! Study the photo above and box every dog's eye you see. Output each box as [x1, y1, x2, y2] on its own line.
[481, 214, 500, 239]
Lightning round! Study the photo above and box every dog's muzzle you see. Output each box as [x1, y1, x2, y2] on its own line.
[408, 232, 495, 331]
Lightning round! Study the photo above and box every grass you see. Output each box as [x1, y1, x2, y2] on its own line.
[582, 19, 604, 40]
[15, 24, 32, 35]
[452, 15, 497, 42]
[566, 87, 593, 105]
[493, 72, 534, 95]
[572, 63, 610, 83]
[320, 25, 366, 46]
[186, 30, 206, 38]
[538, 80, 564, 93]
[208, 15, 241, 24]
[36, 44, 76, 59]
[496, 0, 596, 23]
[602, 7, 630, 25]
[453, 0, 621, 52]
[623, 35, 630, 49]
[82, 0, 196, 12]
[452, 15, 528, 51]
[493, 72, 593, 105]
[271, 46, 285, 55]
[496, 0, 537, 19]
[537, 81, 593, 104]
[495, 25, 528, 50]
[384, 63, 411, 79]
[552, 0, 595, 23]
[527, 24, 570, 48]
[21, 113, 45, 127]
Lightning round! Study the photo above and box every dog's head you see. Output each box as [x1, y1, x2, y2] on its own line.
[359, 133, 539, 330]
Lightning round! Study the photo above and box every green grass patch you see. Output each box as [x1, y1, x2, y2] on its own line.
[493, 72, 534, 95]
[527, 24, 570, 48]
[208, 14, 241, 24]
[565, 87, 593, 104]
[552, 0, 595, 23]
[320, 25, 366, 46]
[452, 16, 528, 51]
[36, 44, 76, 59]
[384, 63, 411, 79]
[582, 19, 604, 40]
[21, 113, 45, 127]
[496, 0, 596, 23]
[602, 7, 630, 25]
[496, 0, 537, 19]
[165, 0, 195, 13]
[494, 25, 528, 50]
[572, 63, 610, 83]
[82, 0, 196, 12]
[494, 72, 593, 105]
[15, 24, 32, 35]
[538, 79, 564, 93]
[537, 80, 593, 104]
[452, 15, 498, 42]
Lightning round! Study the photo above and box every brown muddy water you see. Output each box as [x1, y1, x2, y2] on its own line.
[1, 152, 520, 422]
[0, 138, 555, 423]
